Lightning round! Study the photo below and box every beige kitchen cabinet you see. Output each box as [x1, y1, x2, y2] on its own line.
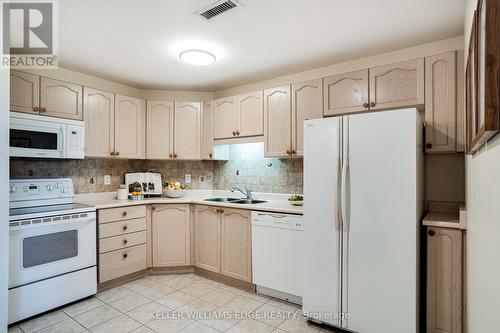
[214, 96, 238, 139]
[425, 52, 457, 153]
[10, 70, 40, 114]
[152, 204, 191, 267]
[369, 58, 425, 110]
[202, 100, 214, 159]
[97, 205, 147, 283]
[83, 87, 115, 158]
[264, 85, 292, 157]
[114, 94, 145, 159]
[456, 50, 465, 153]
[292, 79, 323, 156]
[427, 226, 463, 333]
[174, 102, 201, 159]
[40, 77, 83, 120]
[324, 69, 369, 116]
[221, 208, 252, 282]
[146, 100, 174, 159]
[236, 90, 264, 137]
[194, 205, 221, 273]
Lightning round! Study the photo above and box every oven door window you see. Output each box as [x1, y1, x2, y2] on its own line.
[10, 129, 58, 150]
[22, 230, 79, 268]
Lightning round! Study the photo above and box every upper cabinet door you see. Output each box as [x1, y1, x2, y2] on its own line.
[292, 79, 323, 156]
[324, 69, 369, 116]
[202, 100, 215, 160]
[114, 94, 145, 159]
[194, 205, 221, 273]
[237, 91, 264, 137]
[174, 102, 201, 160]
[221, 209, 252, 282]
[10, 71, 40, 114]
[40, 77, 83, 120]
[425, 52, 457, 153]
[146, 101, 174, 159]
[369, 58, 425, 110]
[83, 87, 115, 158]
[214, 96, 237, 139]
[264, 85, 292, 157]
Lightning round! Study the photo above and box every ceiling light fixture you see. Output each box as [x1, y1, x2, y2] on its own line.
[179, 49, 216, 65]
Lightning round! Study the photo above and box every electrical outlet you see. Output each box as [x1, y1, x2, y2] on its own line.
[199, 175, 205, 183]
[104, 175, 111, 185]
[88, 177, 95, 185]
[185, 174, 191, 183]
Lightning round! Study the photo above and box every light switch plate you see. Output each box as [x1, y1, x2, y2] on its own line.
[104, 175, 111, 185]
[185, 174, 191, 183]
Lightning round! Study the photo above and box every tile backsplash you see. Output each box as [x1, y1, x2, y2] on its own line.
[10, 143, 303, 194]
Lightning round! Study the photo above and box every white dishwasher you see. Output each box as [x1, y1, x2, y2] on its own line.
[251, 211, 303, 304]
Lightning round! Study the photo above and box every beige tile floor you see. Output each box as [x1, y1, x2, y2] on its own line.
[9, 273, 341, 333]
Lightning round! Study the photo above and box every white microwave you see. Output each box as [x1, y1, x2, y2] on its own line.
[10, 112, 85, 159]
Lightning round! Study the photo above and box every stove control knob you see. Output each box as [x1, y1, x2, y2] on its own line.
[9, 184, 16, 193]
[47, 184, 55, 191]
[23, 186, 28, 192]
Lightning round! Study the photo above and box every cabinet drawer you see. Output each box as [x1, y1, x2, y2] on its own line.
[99, 244, 147, 283]
[99, 218, 146, 239]
[98, 205, 146, 224]
[99, 231, 146, 254]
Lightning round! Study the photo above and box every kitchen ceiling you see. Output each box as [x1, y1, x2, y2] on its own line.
[59, 0, 466, 91]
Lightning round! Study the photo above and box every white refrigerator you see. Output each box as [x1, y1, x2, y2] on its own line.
[302, 108, 424, 333]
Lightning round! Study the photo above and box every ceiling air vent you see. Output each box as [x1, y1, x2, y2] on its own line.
[195, 0, 242, 20]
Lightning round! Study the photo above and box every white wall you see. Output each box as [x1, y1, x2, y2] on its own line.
[464, 0, 500, 332]
[0, 6, 9, 331]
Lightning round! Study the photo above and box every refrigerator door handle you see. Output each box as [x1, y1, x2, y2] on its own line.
[335, 157, 341, 231]
[341, 157, 350, 233]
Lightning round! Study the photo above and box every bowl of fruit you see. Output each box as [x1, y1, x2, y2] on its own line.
[288, 194, 303, 206]
[163, 181, 186, 198]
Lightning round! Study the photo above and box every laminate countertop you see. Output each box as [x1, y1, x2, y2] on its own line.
[76, 190, 303, 215]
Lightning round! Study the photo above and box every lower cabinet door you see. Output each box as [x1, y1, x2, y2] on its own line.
[194, 205, 221, 273]
[152, 204, 191, 267]
[99, 244, 147, 283]
[221, 208, 252, 282]
[427, 227, 463, 333]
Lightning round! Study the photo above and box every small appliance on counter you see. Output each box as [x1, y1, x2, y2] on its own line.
[125, 172, 162, 197]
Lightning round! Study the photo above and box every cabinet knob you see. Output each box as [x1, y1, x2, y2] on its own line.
[33, 107, 39, 112]
[123, 253, 128, 259]
[362, 102, 369, 109]
[236, 131, 240, 136]
[173, 153, 178, 158]
[169, 154, 173, 158]
[122, 225, 128, 231]
[291, 150, 296, 155]
[428, 230, 435, 236]
[115, 152, 120, 156]
[123, 239, 128, 245]
[209, 153, 212, 159]
[426, 143, 433, 149]
[286, 150, 291, 155]
[110, 151, 115, 156]
[122, 211, 127, 217]
[370, 102, 376, 108]
[232, 131, 236, 136]
[39, 107, 46, 113]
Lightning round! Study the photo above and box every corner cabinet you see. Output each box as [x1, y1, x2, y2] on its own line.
[264, 85, 292, 157]
[194, 205, 252, 283]
[427, 227, 463, 333]
[146, 101, 174, 159]
[292, 79, 323, 156]
[152, 205, 191, 267]
[114, 94, 145, 159]
[221, 209, 252, 282]
[84, 87, 115, 158]
[10, 70, 39, 114]
[324, 69, 369, 116]
[425, 51, 458, 153]
[369, 58, 425, 110]
[194, 205, 221, 273]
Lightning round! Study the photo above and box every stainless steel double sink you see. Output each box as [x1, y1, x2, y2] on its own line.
[204, 197, 266, 204]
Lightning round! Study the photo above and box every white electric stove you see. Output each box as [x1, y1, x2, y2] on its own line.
[8, 178, 97, 324]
